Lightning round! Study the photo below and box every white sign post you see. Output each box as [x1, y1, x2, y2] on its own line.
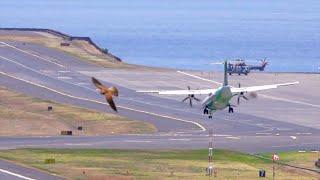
[272, 154, 279, 180]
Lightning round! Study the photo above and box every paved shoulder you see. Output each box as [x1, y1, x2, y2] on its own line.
[0, 159, 62, 180]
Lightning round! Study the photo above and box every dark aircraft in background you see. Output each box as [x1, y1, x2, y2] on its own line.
[227, 58, 269, 75]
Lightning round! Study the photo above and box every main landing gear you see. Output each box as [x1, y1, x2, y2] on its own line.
[228, 105, 234, 113]
[203, 106, 213, 119]
[203, 106, 209, 114]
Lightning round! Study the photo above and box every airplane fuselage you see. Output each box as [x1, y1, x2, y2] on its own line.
[204, 86, 233, 112]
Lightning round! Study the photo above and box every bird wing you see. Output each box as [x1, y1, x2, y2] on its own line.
[92, 77, 105, 89]
[106, 93, 117, 112]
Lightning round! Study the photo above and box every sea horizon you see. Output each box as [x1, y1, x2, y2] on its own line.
[1, 0, 319, 72]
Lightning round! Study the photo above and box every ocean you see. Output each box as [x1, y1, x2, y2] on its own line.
[0, 0, 319, 72]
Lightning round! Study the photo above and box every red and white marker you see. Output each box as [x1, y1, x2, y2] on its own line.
[272, 154, 280, 161]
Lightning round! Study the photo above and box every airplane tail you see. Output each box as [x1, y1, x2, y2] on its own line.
[223, 60, 228, 86]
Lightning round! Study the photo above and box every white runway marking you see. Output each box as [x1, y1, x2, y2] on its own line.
[58, 70, 70, 73]
[0, 53, 207, 130]
[64, 143, 91, 146]
[290, 136, 297, 140]
[225, 136, 241, 140]
[177, 71, 222, 85]
[271, 142, 317, 148]
[76, 82, 90, 85]
[255, 132, 272, 135]
[57, 76, 72, 80]
[260, 94, 320, 108]
[0, 168, 36, 180]
[124, 140, 152, 143]
[0, 71, 206, 131]
[169, 138, 191, 141]
[0, 41, 65, 67]
[214, 134, 232, 137]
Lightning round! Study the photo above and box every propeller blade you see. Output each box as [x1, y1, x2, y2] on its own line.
[242, 95, 249, 101]
[193, 97, 201, 101]
[182, 96, 189, 102]
[237, 96, 240, 105]
[189, 98, 193, 107]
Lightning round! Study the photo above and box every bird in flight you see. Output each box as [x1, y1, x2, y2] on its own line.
[92, 77, 119, 112]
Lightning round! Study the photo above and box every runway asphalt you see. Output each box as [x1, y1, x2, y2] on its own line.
[0, 34, 320, 179]
[1, 39, 320, 145]
[0, 159, 61, 180]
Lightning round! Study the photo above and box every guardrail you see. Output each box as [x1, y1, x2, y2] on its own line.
[0, 28, 122, 61]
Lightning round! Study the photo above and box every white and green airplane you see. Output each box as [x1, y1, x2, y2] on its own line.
[138, 61, 299, 118]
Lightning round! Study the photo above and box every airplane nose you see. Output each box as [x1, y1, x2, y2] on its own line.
[201, 96, 211, 107]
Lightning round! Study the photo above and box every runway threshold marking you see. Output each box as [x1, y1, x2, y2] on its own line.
[0, 168, 36, 180]
[0, 71, 206, 131]
[0, 41, 65, 68]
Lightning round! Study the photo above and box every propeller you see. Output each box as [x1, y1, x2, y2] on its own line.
[261, 57, 269, 65]
[182, 86, 201, 107]
[237, 83, 257, 105]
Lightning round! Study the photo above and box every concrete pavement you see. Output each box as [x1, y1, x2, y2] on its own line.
[1, 36, 320, 179]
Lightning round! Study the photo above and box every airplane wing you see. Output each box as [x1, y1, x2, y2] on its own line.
[231, 81, 299, 93]
[137, 89, 217, 95]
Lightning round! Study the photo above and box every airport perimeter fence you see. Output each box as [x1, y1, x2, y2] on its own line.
[0, 28, 122, 62]
[251, 154, 320, 174]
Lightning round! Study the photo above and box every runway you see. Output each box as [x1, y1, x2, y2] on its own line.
[0, 159, 61, 180]
[1, 35, 320, 178]
[1, 39, 320, 144]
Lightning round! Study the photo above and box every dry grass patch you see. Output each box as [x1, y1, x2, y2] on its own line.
[0, 87, 156, 136]
[0, 31, 155, 70]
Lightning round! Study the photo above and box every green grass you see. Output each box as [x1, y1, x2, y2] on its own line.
[0, 149, 318, 179]
[261, 151, 320, 170]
